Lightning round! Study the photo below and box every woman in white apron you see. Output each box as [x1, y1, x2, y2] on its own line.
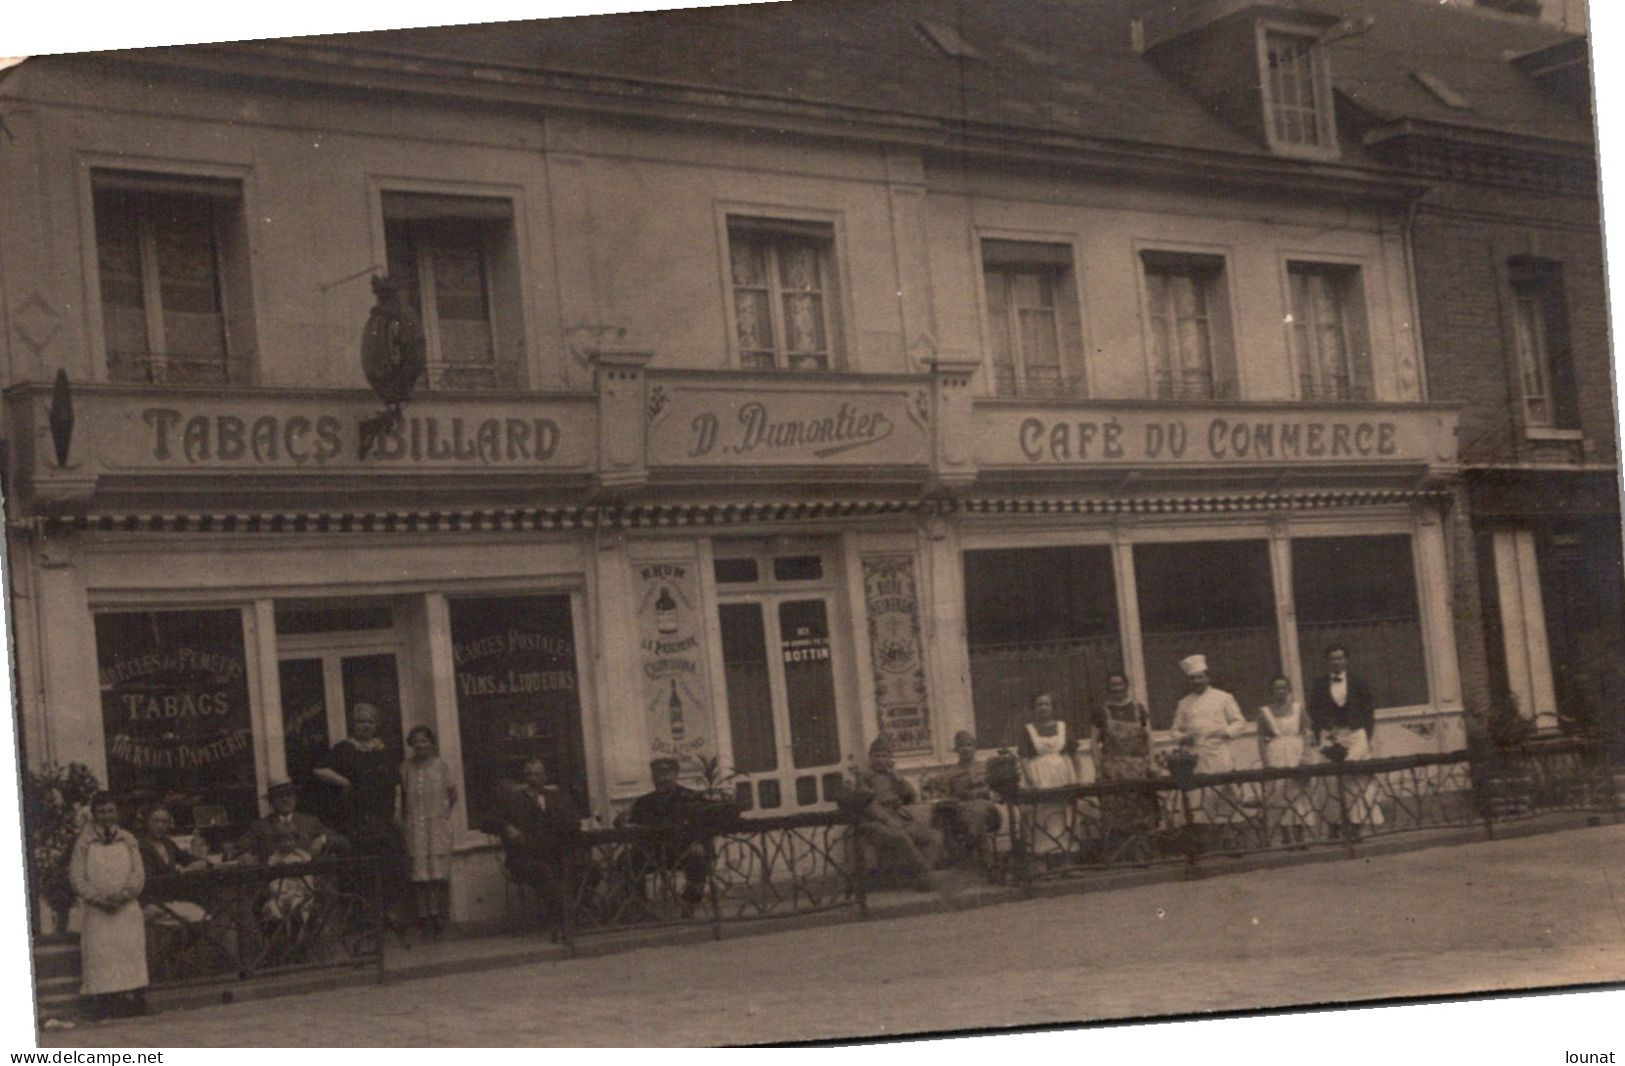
[1257, 676, 1314, 845]
[1019, 692, 1080, 855]
[69, 792, 148, 1019]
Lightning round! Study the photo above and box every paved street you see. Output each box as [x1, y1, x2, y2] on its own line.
[40, 825, 1625, 1046]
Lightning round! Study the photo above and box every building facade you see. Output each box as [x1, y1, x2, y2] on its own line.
[3, 0, 1600, 926]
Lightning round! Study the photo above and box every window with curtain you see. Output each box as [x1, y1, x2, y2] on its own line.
[1508, 257, 1578, 429]
[382, 192, 524, 390]
[1135, 540, 1279, 728]
[1292, 535, 1429, 708]
[727, 217, 842, 370]
[982, 239, 1084, 397]
[963, 546, 1123, 749]
[1263, 30, 1331, 151]
[1289, 262, 1372, 400]
[1143, 252, 1235, 400]
[93, 171, 253, 385]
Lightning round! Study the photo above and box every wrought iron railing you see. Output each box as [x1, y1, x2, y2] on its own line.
[1001, 739, 1616, 890]
[142, 855, 384, 988]
[558, 810, 865, 945]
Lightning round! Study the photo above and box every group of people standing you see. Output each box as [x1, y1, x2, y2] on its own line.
[69, 704, 461, 1021]
[1011, 644, 1386, 847]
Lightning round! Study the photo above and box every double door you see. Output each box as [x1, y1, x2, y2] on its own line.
[276, 637, 405, 823]
[718, 590, 850, 813]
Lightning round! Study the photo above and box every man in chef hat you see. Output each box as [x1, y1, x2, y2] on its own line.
[1169, 654, 1247, 776]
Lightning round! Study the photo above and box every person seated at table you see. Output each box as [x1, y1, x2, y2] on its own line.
[498, 757, 583, 936]
[137, 803, 209, 924]
[934, 731, 1001, 866]
[624, 756, 712, 910]
[230, 780, 350, 865]
[852, 737, 942, 892]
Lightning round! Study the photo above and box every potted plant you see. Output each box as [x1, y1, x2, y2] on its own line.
[22, 763, 100, 937]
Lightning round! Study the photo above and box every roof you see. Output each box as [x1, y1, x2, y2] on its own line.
[1305, 0, 1592, 145]
[92, 0, 1599, 157]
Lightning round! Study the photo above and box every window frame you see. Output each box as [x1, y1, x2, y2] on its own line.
[716, 205, 851, 372]
[1282, 258, 1374, 402]
[374, 183, 530, 392]
[975, 233, 1089, 398]
[1256, 21, 1340, 160]
[1136, 245, 1240, 401]
[1504, 257, 1580, 434]
[80, 159, 259, 386]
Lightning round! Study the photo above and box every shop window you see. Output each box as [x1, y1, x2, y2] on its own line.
[1288, 263, 1372, 401]
[273, 602, 395, 635]
[982, 240, 1085, 397]
[382, 192, 525, 391]
[1261, 28, 1336, 156]
[92, 170, 256, 385]
[727, 216, 842, 371]
[1292, 535, 1429, 709]
[963, 546, 1123, 749]
[1135, 540, 1279, 728]
[94, 608, 257, 833]
[713, 557, 760, 585]
[1142, 252, 1237, 400]
[1507, 257, 1579, 429]
[449, 595, 587, 831]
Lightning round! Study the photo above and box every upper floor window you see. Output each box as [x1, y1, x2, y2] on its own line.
[982, 240, 1085, 397]
[383, 192, 524, 391]
[1262, 29, 1336, 156]
[1288, 262, 1372, 401]
[1508, 257, 1578, 430]
[727, 217, 841, 371]
[93, 170, 254, 385]
[1142, 251, 1236, 400]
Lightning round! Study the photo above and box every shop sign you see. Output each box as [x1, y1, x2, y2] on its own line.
[862, 555, 932, 756]
[634, 561, 715, 760]
[95, 609, 257, 827]
[978, 407, 1443, 468]
[88, 396, 594, 473]
[449, 595, 588, 827]
[647, 383, 931, 468]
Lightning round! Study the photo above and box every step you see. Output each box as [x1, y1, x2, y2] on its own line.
[32, 943, 81, 982]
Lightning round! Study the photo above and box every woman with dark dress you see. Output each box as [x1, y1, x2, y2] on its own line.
[137, 803, 209, 924]
[314, 703, 406, 922]
[1090, 671, 1161, 837]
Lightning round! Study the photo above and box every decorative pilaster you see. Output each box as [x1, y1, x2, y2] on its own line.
[924, 353, 982, 495]
[587, 343, 653, 496]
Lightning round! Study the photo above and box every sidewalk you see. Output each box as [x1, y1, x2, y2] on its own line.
[40, 819, 1625, 1046]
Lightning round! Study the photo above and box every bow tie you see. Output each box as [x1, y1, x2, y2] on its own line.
[1332, 675, 1346, 682]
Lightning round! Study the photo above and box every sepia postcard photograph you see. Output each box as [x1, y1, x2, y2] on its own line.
[1, 0, 1623, 1051]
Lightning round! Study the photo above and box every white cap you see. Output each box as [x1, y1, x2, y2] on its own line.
[1179, 654, 1208, 676]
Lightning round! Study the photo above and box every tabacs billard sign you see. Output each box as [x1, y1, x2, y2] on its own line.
[73, 393, 595, 474]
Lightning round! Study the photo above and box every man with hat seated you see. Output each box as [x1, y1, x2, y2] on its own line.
[851, 737, 942, 892]
[623, 756, 712, 911]
[933, 730, 1001, 867]
[231, 780, 351, 865]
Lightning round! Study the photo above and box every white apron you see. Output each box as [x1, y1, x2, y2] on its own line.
[76, 832, 149, 995]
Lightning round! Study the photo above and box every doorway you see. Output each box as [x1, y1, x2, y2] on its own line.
[714, 546, 851, 813]
[274, 601, 407, 825]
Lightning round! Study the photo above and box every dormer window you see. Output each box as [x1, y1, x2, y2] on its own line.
[1260, 27, 1337, 157]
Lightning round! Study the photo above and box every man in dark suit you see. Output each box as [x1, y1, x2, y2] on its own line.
[624, 756, 713, 911]
[1305, 644, 1386, 836]
[231, 780, 351, 864]
[1306, 645, 1376, 757]
[498, 757, 582, 933]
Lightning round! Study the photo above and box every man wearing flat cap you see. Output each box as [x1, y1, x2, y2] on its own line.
[231, 780, 351, 864]
[936, 730, 1001, 867]
[625, 756, 712, 909]
[852, 736, 942, 891]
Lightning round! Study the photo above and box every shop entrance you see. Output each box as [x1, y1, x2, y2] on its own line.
[274, 602, 406, 824]
[714, 546, 851, 813]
